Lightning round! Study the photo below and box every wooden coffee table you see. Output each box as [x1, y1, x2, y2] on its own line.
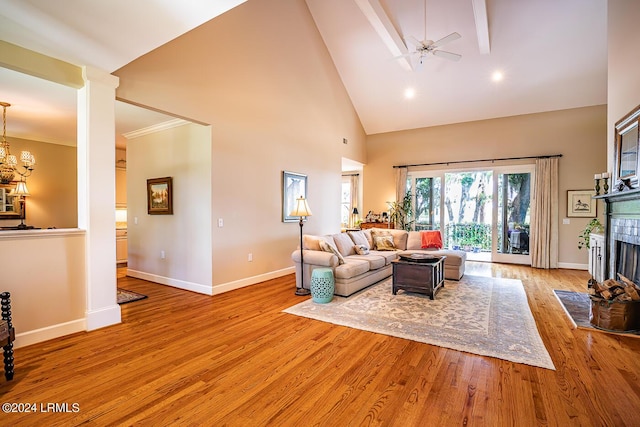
[392, 255, 445, 300]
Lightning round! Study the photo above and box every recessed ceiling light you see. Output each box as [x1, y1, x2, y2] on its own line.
[492, 71, 504, 82]
[404, 87, 416, 99]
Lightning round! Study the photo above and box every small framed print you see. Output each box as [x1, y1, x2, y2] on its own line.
[147, 177, 173, 215]
[567, 190, 596, 217]
[282, 171, 307, 222]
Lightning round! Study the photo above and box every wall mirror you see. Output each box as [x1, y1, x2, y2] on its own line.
[614, 104, 640, 191]
[0, 182, 25, 219]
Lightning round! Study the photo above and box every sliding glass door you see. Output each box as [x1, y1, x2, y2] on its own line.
[409, 165, 534, 264]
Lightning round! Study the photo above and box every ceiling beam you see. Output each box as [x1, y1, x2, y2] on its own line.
[354, 0, 413, 71]
[471, 0, 490, 54]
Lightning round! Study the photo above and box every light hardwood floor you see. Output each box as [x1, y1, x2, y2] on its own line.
[2, 263, 640, 426]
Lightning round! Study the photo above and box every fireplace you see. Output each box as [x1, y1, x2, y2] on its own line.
[599, 188, 640, 284]
[616, 241, 640, 284]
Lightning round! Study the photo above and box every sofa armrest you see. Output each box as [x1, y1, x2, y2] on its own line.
[291, 250, 339, 268]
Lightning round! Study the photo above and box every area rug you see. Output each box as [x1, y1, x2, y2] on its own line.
[553, 289, 640, 336]
[284, 275, 555, 370]
[117, 288, 148, 305]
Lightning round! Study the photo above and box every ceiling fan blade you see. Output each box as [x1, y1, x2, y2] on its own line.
[433, 50, 462, 62]
[431, 32, 461, 48]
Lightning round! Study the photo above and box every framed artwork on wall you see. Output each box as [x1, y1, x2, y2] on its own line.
[147, 177, 173, 215]
[282, 171, 307, 222]
[567, 190, 596, 217]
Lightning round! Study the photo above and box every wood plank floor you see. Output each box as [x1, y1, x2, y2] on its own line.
[2, 262, 640, 426]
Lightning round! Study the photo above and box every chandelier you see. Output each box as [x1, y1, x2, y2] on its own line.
[0, 102, 36, 184]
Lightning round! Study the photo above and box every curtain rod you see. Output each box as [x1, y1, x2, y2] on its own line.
[342, 173, 360, 177]
[393, 154, 563, 169]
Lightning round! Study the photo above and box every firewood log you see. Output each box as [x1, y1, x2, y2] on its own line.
[618, 274, 640, 291]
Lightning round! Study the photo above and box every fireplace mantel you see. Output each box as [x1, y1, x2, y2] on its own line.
[594, 187, 640, 203]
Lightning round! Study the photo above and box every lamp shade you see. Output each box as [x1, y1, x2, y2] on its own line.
[14, 180, 29, 196]
[352, 207, 359, 215]
[289, 196, 312, 217]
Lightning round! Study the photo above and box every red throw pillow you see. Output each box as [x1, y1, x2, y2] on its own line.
[421, 230, 443, 249]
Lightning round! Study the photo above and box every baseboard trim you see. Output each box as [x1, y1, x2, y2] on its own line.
[126, 267, 295, 296]
[558, 262, 587, 270]
[212, 267, 295, 295]
[127, 269, 214, 295]
[14, 318, 86, 349]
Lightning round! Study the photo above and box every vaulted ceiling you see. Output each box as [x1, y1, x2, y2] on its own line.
[0, 0, 607, 144]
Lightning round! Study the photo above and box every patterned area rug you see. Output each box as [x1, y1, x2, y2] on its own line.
[117, 288, 148, 305]
[284, 275, 555, 370]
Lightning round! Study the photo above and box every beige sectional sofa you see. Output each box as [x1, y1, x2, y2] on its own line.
[291, 228, 466, 297]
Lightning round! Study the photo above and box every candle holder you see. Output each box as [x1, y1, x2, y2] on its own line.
[602, 177, 609, 194]
[594, 178, 601, 196]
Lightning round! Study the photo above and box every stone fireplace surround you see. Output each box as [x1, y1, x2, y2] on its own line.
[598, 188, 640, 283]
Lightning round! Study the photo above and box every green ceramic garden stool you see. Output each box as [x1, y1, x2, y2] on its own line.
[310, 268, 335, 303]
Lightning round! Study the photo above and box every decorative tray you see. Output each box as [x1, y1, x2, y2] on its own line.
[399, 253, 440, 263]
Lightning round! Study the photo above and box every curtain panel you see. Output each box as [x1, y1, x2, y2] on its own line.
[531, 157, 559, 269]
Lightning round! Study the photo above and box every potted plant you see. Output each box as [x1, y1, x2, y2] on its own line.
[578, 218, 603, 250]
[388, 191, 414, 231]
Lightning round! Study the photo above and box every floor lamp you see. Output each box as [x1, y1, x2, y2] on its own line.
[290, 196, 312, 296]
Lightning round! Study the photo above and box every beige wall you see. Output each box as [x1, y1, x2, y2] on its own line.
[1, 137, 77, 229]
[608, 1, 640, 169]
[126, 122, 213, 293]
[365, 105, 607, 267]
[114, 0, 367, 287]
[0, 230, 86, 347]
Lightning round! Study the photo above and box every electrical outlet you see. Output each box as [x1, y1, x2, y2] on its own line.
[248, 253, 253, 262]
[134, 216, 138, 225]
[563, 218, 570, 225]
[218, 218, 224, 227]
[161, 250, 165, 259]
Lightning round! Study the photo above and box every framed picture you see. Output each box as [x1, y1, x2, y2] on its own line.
[282, 171, 307, 222]
[567, 190, 596, 217]
[147, 177, 173, 215]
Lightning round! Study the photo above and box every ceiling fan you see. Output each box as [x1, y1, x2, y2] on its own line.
[396, 0, 462, 65]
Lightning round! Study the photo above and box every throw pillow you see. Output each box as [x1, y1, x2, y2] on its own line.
[354, 244, 370, 255]
[373, 235, 396, 251]
[319, 240, 345, 264]
[348, 230, 370, 250]
[421, 230, 443, 249]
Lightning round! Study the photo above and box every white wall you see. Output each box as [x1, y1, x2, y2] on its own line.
[126, 122, 213, 294]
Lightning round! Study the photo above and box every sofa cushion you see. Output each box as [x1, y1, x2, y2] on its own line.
[334, 258, 370, 279]
[332, 232, 357, 257]
[319, 240, 345, 264]
[406, 231, 422, 250]
[348, 254, 386, 270]
[389, 229, 409, 249]
[369, 250, 399, 264]
[348, 230, 370, 250]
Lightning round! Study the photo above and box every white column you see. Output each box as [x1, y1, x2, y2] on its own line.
[78, 66, 121, 330]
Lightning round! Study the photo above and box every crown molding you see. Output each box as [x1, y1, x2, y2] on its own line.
[123, 118, 189, 140]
